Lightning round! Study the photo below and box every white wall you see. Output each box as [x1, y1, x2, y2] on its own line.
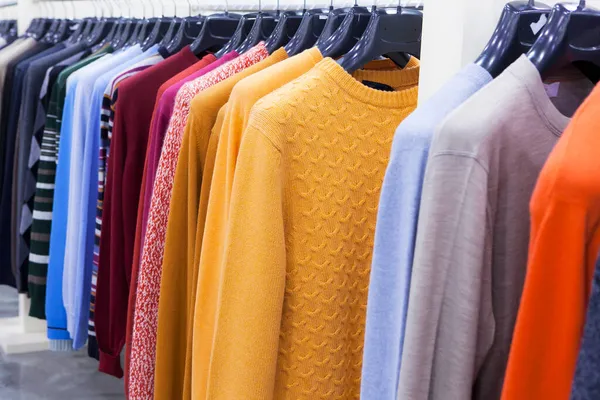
[418, 0, 600, 103]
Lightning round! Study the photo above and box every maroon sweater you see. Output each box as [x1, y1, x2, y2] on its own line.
[95, 46, 200, 378]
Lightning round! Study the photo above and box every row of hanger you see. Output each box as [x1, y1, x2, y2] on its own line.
[476, 0, 600, 80]
[23, 0, 423, 73]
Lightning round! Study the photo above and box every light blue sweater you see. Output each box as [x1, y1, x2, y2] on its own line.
[70, 45, 159, 349]
[46, 81, 77, 351]
[62, 46, 142, 348]
[360, 64, 492, 400]
[47, 54, 115, 350]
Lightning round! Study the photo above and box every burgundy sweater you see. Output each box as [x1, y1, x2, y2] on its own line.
[95, 46, 200, 378]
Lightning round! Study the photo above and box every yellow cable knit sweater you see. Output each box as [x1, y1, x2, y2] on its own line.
[206, 57, 419, 399]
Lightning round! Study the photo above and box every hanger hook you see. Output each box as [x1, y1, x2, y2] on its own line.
[579, 0, 585, 8]
[224, 0, 228, 14]
[90, 0, 96, 18]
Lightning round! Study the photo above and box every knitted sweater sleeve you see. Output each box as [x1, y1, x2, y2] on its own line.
[153, 114, 208, 399]
[502, 200, 594, 400]
[95, 97, 126, 378]
[207, 124, 286, 400]
[398, 151, 494, 400]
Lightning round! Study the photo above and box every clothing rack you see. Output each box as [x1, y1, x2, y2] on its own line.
[0, 0, 518, 356]
[0, 0, 426, 355]
[0, 0, 585, 357]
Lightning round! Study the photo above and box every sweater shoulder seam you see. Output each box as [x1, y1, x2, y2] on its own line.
[246, 110, 284, 153]
[430, 150, 490, 175]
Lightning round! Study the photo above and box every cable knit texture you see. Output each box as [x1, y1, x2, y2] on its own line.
[191, 47, 321, 400]
[129, 43, 268, 400]
[206, 57, 419, 399]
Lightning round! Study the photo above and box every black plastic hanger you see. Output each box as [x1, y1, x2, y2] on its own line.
[113, 18, 136, 49]
[79, 18, 97, 42]
[235, 12, 277, 54]
[109, 19, 126, 48]
[25, 18, 39, 36]
[338, 6, 422, 73]
[54, 19, 75, 43]
[284, 8, 327, 56]
[314, 7, 347, 48]
[318, 6, 371, 58]
[137, 18, 156, 43]
[157, 17, 182, 48]
[37, 18, 54, 39]
[476, 1, 550, 77]
[124, 19, 144, 47]
[41, 19, 61, 43]
[527, 1, 600, 79]
[214, 13, 258, 57]
[88, 18, 115, 47]
[142, 17, 172, 50]
[8, 20, 16, 39]
[190, 12, 242, 56]
[165, 15, 204, 55]
[95, 18, 120, 49]
[124, 0, 148, 46]
[264, 10, 303, 53]
[66, 18, 85, 43]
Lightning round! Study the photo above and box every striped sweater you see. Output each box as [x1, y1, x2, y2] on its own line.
[28, 49, 110, 321]
[88, 55, 163, 360]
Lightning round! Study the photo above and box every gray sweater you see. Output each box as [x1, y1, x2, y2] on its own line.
[397, 55, 589, 400]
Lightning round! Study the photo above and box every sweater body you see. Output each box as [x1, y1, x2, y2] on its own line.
[503, 62, 600, 400]
[207, 57, 419, 399]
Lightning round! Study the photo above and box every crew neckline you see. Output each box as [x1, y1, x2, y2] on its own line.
[508, 55, 571, 136]
[316, 57, 419, 108]
[457, 63, 493, 89]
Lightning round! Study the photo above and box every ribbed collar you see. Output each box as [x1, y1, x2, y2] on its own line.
[507, 55, 570, 136]
[315, 57, 419, 109]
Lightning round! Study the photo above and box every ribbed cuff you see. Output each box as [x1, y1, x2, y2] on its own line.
[99, 351, 124, 378]
[49, 339, 73, 352]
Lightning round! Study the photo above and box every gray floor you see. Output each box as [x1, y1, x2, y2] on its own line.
[0, 286, 125, 399]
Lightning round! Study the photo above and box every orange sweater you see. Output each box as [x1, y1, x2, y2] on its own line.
[502, 84, 600, 399]
[206, 57, 419, 399]
[190, 47, 323, 399]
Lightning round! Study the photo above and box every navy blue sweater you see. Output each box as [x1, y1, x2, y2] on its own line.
[571, 252, 600, 399]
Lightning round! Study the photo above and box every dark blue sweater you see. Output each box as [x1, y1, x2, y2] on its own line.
[571, 253, 600, 399]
